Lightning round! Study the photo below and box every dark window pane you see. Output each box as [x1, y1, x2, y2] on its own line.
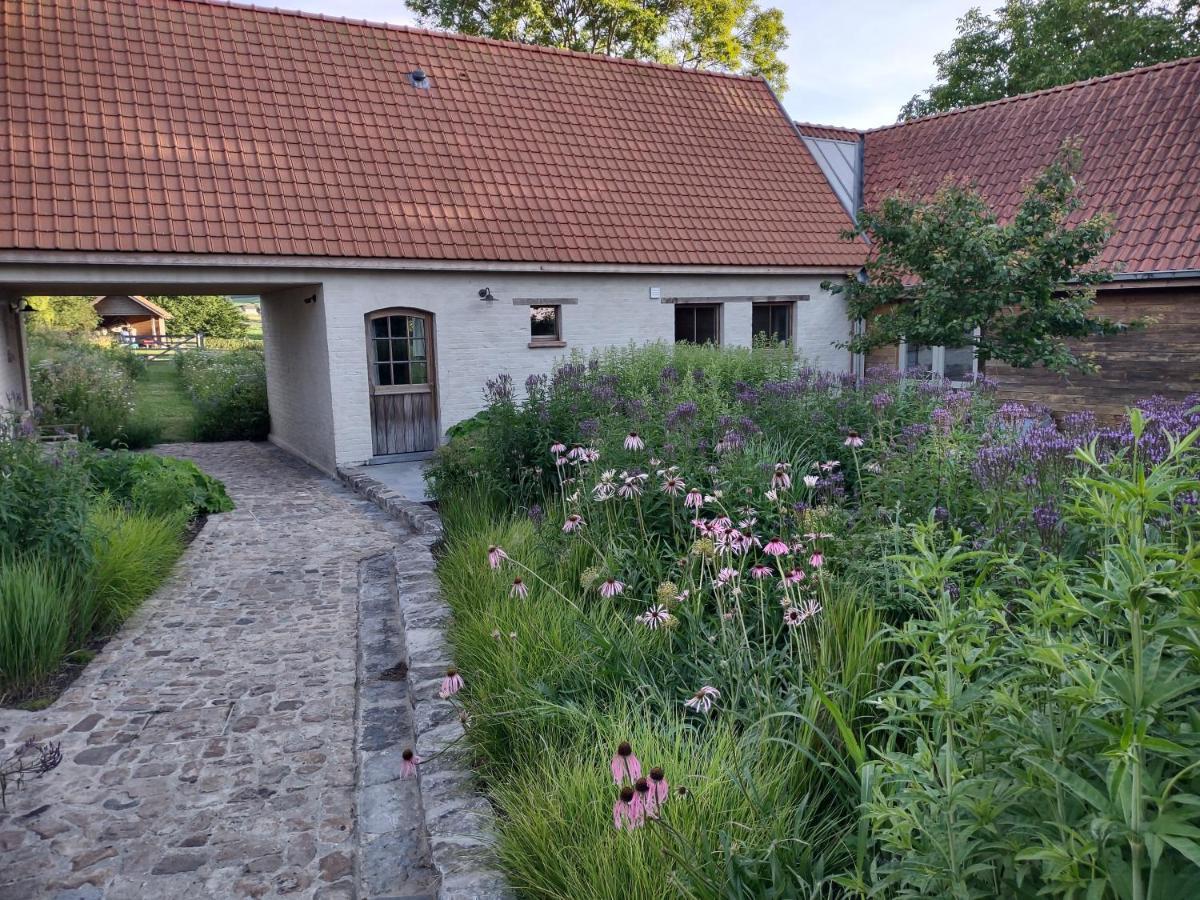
[374, 338, 391, 362]
[752, 305, 768, 336]
[410, 361, 428, 384]
[753, 304, 790, 342]
[943, 345, 974, 380]
[530, 305, 559, 339]
[372, 318, 389, 338]
[376, 363, 393, 386]
[771, 306, 790, 341]
[694, 306, 719, 345]
[905, 344, 934, 372]
[393, 362, 411, 385]
[674, 306, 693, 343]
[392, 339, 408, 362]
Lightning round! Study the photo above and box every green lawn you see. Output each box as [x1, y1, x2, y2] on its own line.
[134, 362, 194, 443]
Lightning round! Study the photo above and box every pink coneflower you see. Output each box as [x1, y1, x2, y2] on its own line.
[749, 564, 772, 579]
[716, 567, 739, 584]
[809, 552, 824, 569]
[568, 444, 586, 460]
[636, 604, 673, 629]
[783, 606, 804, 627]
[765, 488, 779, 501]
[661, 475, 685, 495]
[624, 432, 645, 451]
[400, 748, 421, 778]
[711, 515, 732, 531]
[803, 474, 819, 489]
[771, 463, 792, 491]
[844, 430, 865, 448]
[797, 597, 823, 623]
[783, 567, 807, 584]
[510, 577, 529, 598]
[691, 517, 711, 535]
[647, 766, 669, 816]
[599, 578, 625, 598]
[617, 476, 644, 499]
[611, 741, 642, 783]
[613, 785, 643, 831]
[684, 489, 704, 509]
[550, 441, 566, 455]
[487, 545, 508, 570]
[439, 668, 464, 699]
[763, 537, 789, 556]
[563, 513, 585, 533]
[582, 448, 601, 463]
[684, 685, 720, 714]
[865, 461, 883, 475]
[820, 460, 841, 472]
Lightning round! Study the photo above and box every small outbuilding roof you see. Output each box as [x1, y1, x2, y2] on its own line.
[92, 295, 172, 319]
[1, 0, 864, 269]
[860, 56, 1200, 277]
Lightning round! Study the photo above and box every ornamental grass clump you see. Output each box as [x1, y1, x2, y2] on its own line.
[428, 343, 1200, 897]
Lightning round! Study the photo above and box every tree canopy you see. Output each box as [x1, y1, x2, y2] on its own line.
[406, 0, 789, 91]
[150, 295, 249, 339]
[826, 148, 1122, 373]
[901, 0, 1200, 119]
[25, 296, 100, 333]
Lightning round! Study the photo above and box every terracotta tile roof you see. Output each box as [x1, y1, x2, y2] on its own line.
[862, 57, 1200, 276]
[795, 122, 861, 142]
[0, 0, 865, 269]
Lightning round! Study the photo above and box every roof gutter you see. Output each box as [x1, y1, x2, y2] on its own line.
[1109, 269, 1200, 282]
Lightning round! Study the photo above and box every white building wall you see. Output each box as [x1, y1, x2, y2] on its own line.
[0, 296, 30, 411]
[317, 271, 850, 467]
[260, 285, 337, 472]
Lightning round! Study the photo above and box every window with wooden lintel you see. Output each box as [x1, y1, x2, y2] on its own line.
[674, 304, 720, 345]
[752, 302, 792, 344]
[529, 305, 561, 346]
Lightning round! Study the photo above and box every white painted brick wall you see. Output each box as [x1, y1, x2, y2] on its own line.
[317, 272, 851, 467]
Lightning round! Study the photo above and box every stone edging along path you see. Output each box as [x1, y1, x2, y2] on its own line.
[340, 467, 510, 900]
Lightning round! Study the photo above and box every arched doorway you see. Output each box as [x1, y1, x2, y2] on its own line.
[366, 308, 438, 456]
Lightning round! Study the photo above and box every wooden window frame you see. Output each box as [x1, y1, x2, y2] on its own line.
[674, 303, 722, 345]
[528, 304, 564, 348]
[366, 308, 437, 396]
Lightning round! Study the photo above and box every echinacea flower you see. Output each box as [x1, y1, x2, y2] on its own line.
[661, 475, 685, 495]
[647, 766, 669, 816]
[600, 578, 625, 598]
[684, 489, 704, 509]
[400, 748, 421, 778]
[802, 474, 819, 489]
[613, 785, 643, 830]
[568, 444, 586, 460]
[624, 432, 645, 451]
[844, 430, 864, 448]
[510, 577, 529, 598]
[550, 441, 566, 455]
[611, 741, 642, 783]
[634, 777, 652, 819]
[716, 567, 739, 584]
[783, 606, 804, 627]
[562, 513, 585, 533]
[636, 604, 673, 629]
[749, 564, 772, 579]
[487, 545, 508, 570]
[617, 475, 644, 499]
[684, 685, 720, 714]
[763, 537, 789, 556]
[439, 668, 464, 699]
[809, 552, 824, 569]
[771, 463, 792, 491]
[783, 567, 806, 584]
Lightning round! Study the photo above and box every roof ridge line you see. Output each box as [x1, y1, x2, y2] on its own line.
[174, 0, 768, 86]
[793, 120, 861, 134]
[867, 53, 1200, 133]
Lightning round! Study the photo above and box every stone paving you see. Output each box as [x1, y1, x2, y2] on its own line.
[0, 442, 438, 899]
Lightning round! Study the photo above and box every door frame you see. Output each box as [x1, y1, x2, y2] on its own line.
[364, 307, 440, 458]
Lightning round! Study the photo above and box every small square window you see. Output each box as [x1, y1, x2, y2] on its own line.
[529, 305, 561, 342]
[752, 302, 792, 343]
[674, 304, 720, 344]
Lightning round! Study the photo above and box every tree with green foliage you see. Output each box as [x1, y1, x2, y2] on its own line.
[901, 0, 1200, 119]
[826, 148, 1122, 373]
[150, 295, 248, 339]
[25, 296, 100, 333]
[405, 0, 789, 91]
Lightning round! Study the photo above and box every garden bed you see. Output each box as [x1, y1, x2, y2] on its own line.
[424, 343, 1200, 898]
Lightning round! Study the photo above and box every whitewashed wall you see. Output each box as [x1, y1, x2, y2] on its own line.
[318, 271, 850, 467]
[0, 296, 29, 411]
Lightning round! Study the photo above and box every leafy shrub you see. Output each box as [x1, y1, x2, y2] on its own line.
[203, 337, 264, 351]
[0, 555, 78, 699]
[84, 450, 234, 517]
[175, 349, 269, 441]
[87, 506, 186, 631]
[0, 411, 92, 560]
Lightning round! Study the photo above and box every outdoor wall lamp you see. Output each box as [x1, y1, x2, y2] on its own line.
[478, 287, 497, 304]
[16, 301, 35, 314]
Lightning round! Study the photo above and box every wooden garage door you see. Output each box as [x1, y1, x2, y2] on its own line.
[367, 310, 438, 455]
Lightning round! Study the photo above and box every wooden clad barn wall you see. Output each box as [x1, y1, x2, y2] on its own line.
[988, 286, 1200, 418]
[370, 392, 437, 455]
[865, 344, 899, 372]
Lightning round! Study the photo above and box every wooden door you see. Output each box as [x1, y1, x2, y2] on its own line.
[367, 310, 438, 455]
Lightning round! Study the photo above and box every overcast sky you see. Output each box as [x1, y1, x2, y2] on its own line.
[280, 0, 981, 128]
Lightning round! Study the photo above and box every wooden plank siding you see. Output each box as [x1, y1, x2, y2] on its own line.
[988, 287, 1200, 419]
[370, 392, 438, 455]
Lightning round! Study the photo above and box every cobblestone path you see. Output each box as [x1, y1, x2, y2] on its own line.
[0, 442, 425, 899]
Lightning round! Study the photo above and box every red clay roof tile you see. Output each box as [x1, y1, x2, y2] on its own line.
[2, 0, 864, 268]
[861, 56, 1200, 276]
